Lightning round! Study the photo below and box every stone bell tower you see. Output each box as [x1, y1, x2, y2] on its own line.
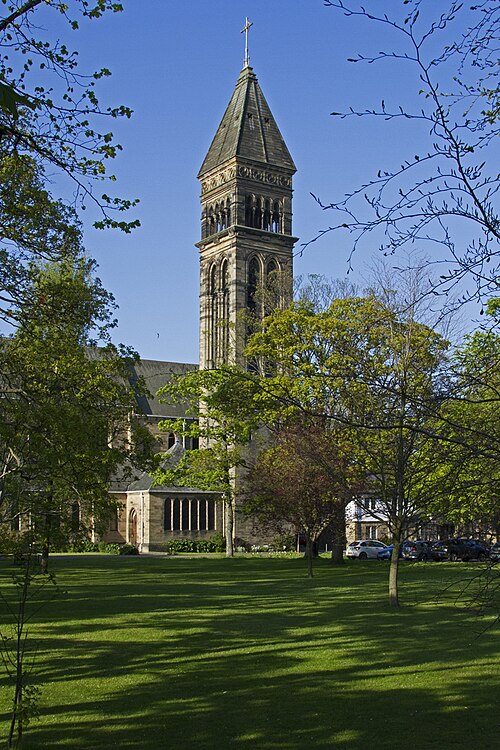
[196, 57, 297, 370]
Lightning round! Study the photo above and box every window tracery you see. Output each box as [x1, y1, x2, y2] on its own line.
[244, 193, 283, 233]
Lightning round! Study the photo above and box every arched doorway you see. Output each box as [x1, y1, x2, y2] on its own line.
[129, 508, 138, 546]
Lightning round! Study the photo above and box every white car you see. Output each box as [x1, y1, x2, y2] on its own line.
[346, 540, 388, 559]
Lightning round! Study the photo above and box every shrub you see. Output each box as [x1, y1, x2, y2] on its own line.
[119, 543, 139, 556]
[166, 533, 226, 554]
[272, 534, 296, 552]
[207, 532, 226, 552]
[97, 543, 121, 555]
[67, 539, 100, 553]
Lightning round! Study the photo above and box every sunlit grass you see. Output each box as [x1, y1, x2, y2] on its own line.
[0, 555, 498, 749]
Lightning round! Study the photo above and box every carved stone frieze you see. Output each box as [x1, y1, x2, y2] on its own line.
[236, 165, 292, 187]
[201, 167, 237, 195]
[201, 165, 291, 194]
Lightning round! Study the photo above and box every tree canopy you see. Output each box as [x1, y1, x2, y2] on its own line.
[0, 0, 137, 231]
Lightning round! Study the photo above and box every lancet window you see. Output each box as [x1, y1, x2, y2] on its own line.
[163, 497, 216, 531]
[208, 258, 230, 366]
[247, 257, 260, 313]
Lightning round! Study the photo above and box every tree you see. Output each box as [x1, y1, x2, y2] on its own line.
[423, 328, 500, 535]
[0, 240, 152, 570]
[245, 418, 365, 576]
[312, 1, 499, 308]
[0, 0, 137, 231]
[154, 367, 261, 558]
[245, 294, 448, 605]
[0, 540, 58, 748]
[0, 154, 85, 327]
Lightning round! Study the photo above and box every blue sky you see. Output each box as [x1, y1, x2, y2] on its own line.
[39, 0, 493, 362]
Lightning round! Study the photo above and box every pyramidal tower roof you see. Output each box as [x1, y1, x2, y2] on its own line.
[198, 65, 296, 177]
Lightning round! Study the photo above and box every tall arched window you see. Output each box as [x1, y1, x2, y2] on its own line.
[247, 257, 260, 313]
[221, 259, 229, 362]
[210, 264, 218, 364]
[267, 259, 278, 277]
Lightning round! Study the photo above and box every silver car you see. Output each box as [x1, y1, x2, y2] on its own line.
[346, 539, 388, 559]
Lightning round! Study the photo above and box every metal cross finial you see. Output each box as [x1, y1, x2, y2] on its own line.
[241, 17, 253, 67]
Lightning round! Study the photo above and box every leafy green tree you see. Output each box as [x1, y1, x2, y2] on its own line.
[245, 295, 448, 605]
[0, 247, 152, 570]
[0, 154, 85, 327]
[423, 329, 500, 535]
[245, 418, 365, 576]
[154, 368, 261, 558]
[0, 0, 137, 231]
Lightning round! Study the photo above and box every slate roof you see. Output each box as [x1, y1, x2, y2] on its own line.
[199, 66, 296, 177]
[128, 359, 198, 418]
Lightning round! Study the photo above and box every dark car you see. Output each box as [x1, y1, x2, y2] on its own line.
[490, 542, 500, 562]
[431, 538, 468, 561]
[431, 538, 489, 561]
[458, 539, 490, 561]
[401, 540, 434, 561]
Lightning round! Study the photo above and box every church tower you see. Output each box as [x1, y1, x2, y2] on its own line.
[197, 60, 297, 369]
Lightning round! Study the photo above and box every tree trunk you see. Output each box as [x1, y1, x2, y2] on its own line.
[330, 503, 347, 565]
[389, 538, 401, 608]
[305, 533, 314, 578]
[40, 542, 49, 574]
[330, 541, 344, 565]
[39, 513, 51, 574]
[225, 495, 234, 558]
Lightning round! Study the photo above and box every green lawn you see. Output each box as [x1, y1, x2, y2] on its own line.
[0, 555, 499, 749]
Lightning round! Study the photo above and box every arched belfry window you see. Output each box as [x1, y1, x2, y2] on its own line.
[255, 197, 263, 229]
[263, 199, 271, 232]
[208, 208, 216, 236]
[245, 195, 254, 227]
[272, 201, 281, 233]
[245, 194, 283, 233]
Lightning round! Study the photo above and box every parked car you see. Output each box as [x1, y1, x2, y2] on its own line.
[431, 538, 489, 561]
[346, 540, 388, 559]
[401, 540, 435, 561]
[428, 542, 448, 561]
[490, 542, 500, 562]
[377, 544, 393, 561]
[431, 539, 466, 561]
[458, 539, 490, 561]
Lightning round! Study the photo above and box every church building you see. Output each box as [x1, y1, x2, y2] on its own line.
[106, 58, 298, 552]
